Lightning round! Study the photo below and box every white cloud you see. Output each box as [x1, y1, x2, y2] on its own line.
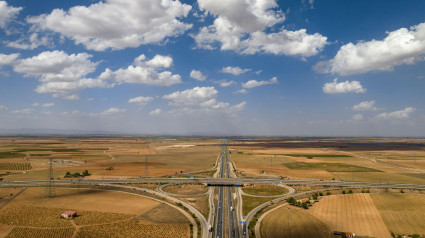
[42, 103, 54, 108]
[12, 108, 33, 114]
[6, 33, 53, 50]
[128, 96, 154, 106]
[101, 107, 126, 116]
[0, 1, 22, 30]
[164, 86, 217, 105]
[216, 80, 235, 87]
[242, 76, 278, 88]
[352, 101, 378, 111]
[377, 107, 416, 119]
[190, 69, 207, 81]
[58, 94, 80, 101]
[322, 78, 366, 94]
[192, 0, 327, 57]
[221, 66, 251, 75]
[14, 51, 111, 99]
[31, 103, 40, 107]
[28, 0, 192, 51]
[353, 114, 363, 120]
[0, 53, 19, 66]
[163, 86, 245, 114]
[233, 88, 248, 94]
[102, 54, 181, 86]
[149, 108, 162, 116]
[0, 104, 7, 111]
[314, 22, 425, 75]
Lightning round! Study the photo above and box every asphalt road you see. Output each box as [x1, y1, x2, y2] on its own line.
[215, 141, 226, 238]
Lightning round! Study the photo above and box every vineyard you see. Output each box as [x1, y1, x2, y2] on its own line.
[0, 163, 32, 170]
[73, 210, 133, 225]
[6, 227, 75, 238]
[76, 221, 189, 238]
[0, 205, 72, 227]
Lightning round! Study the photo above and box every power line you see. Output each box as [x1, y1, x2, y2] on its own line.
[45, 158, 55, 197]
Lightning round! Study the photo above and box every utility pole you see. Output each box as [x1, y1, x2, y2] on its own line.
[45, 158, 55, 197]
[145, 155, 148, 176]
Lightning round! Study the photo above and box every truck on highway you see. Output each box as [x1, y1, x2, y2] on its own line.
[230, 206, 234, 212]
[208, 225, 213, 232]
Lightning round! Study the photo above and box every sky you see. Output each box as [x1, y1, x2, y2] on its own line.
[0, 0, 425, 136]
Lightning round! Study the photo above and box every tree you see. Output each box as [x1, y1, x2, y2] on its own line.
[326, 192, 331, 195]
[65, 172, 71, 178]
[342, 190, 346, 194]
[82, 170, 90, 177]
[312, 194, 318, 200]
[348, 190, 353, 194]
[302, 202, 308, 209]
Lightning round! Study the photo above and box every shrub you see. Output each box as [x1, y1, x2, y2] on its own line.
[342, 190, 346, 194]
[348, 190, 353, 194]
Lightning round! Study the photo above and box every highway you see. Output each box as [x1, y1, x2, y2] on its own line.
[224, 141, 238, 238]
[3, 178, 425, 190]
[215, 142, 225, 238]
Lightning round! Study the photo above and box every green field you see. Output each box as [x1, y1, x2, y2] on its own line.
[284, 162, 380, 172]
[0, 152, 26, 159]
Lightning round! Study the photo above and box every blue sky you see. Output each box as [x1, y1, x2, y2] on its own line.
[0, 0, 425, 136]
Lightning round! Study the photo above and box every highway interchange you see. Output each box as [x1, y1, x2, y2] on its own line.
[2, 140, 425, 238]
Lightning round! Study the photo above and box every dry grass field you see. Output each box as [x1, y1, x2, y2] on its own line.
[307, 194, 391, 238]
[370, 193, 425, 236]
[162, 184, 208, 195]
[260, 206, 331, 238]
[242, 184, 288, 196]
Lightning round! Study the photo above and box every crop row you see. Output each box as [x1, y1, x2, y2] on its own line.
[0, 163, 32, 170]
[76, 221, 189, 238]
[6, 227, 75, 238]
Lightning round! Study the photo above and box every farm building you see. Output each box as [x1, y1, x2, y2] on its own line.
[61, 211, 77, 219]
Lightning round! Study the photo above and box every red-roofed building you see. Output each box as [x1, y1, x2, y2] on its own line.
[61, 211, 77, 219]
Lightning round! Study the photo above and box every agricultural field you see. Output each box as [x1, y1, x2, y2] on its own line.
[307, 194, 392, 238]
[242, 195, 275, 216]
[6, 227, 75, 238]
[0, 137, 221, 180]
[260, 206, 331, 238]
[371, 193, 425, 236]
[76, 221, 189, 238]
[0, 187, 191, 237]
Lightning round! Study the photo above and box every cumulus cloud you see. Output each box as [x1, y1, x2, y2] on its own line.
[233, 88, 248, 94]
[0, 1, 22, 30]
[149, 108, 162, 116]
[322, 78, 366, 94]
[216, 80, 235, 87]
[0, 104, 8, 111]
[192, 0, 327, 57]
[377, 107, 416, 119]
[101, 54, 182, 86]
[352, 101, 378, 111]
[190, 69, 207, 81]
[163, 86, 246, 114]
[221, 66, 251, 75]
[164, 86, 217, 105]
[128, 96, 154, 106]
[242, 76, 278, 88]
[13, 51, 111, 99]
[101, 107, 126, 116]
[314, 22, 425, 75]
[6, 33, 53, 50]
[0, 53, 19, 66]
[28, 0, 192, 51]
